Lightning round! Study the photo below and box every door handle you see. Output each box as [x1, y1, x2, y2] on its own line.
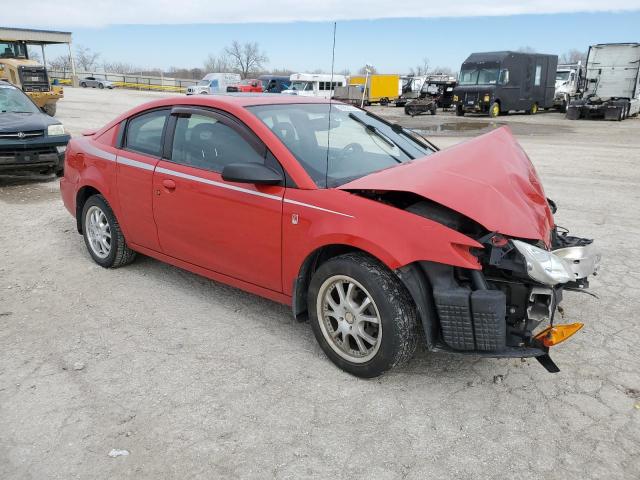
[162, 179, 176, 191]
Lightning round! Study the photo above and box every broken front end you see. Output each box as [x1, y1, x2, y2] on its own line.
[399, 204, 601, 373]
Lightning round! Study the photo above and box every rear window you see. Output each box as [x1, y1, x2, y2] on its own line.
[125, 109, 168, 157]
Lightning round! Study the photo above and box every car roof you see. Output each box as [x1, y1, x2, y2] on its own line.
[175, 93, 332, 107]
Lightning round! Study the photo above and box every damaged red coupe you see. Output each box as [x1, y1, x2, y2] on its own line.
[60, 95, 600, 377]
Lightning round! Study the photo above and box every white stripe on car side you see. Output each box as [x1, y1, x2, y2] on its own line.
[118, 155, 155, 171]
[81, 140, 117, 162]
[155, 167, 283, 201]
[283, 198, 354, 218]
[80, 141, 353, 218]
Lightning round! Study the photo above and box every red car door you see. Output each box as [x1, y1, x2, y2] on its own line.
[115, 108, 169, 251]
[152, 107, 284, 292]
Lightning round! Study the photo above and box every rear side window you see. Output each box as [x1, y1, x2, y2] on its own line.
[125, 109, 168, 157]
[170, 113, 265, 172]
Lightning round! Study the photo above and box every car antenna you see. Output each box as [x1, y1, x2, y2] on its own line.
[324, 21, 337, 189]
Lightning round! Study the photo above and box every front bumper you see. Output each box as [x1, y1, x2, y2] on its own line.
[0, 135, 70, 174]
[411, 236, 600, 372]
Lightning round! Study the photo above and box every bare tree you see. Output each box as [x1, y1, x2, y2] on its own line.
[517, 46, 537, 53]
[48, 54, 71, 72]
[103, 61, 140, 74]
[560, 49, 587, 65]
[75, 45, 100, 72]
[166, 67, 205, 79]
[357, 65, 377, 75]
[429, 66, 456, 76]
[338, 68, 351, 76]
[408, 57, 430, 76]
[203, 53, 233, 73]
[224, 41, 268, 79]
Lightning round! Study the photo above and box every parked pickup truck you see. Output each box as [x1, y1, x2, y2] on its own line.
[226, 79, 263, 93]
[0, 80, 69, 175]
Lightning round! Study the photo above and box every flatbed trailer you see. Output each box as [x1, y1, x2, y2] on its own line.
[567, 43, 640, 121]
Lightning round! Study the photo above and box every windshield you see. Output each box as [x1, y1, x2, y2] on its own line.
[0, 85, 39, 113]
[459, 67, 499, 85]
[0, 42, 27, 59]
[248, 103, 434, 188]
[197, 79, 210, 86]
[290, 81, 312, 91]
[556, 71, 570, 82]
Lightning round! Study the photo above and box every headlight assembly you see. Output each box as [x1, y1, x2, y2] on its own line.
[47, 124, 65, 136]
[512, 240, 574, 286]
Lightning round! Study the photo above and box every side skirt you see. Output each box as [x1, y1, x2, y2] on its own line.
[129, 243, 292, 306]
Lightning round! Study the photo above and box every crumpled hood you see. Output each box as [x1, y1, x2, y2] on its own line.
[0, 112, 58, 133]
[339, 126, 554, 243]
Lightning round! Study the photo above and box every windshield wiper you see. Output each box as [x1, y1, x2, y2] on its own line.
[348, 113, 395, 148]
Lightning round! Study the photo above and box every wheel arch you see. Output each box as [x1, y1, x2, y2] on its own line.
[75, 185, 102, 233]
[292, 244, 394, 321]
[291, 244, 438, 348]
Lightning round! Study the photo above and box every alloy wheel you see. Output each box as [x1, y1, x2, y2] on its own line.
[316, 275, 382, 363]
[85, 206, 111, 259]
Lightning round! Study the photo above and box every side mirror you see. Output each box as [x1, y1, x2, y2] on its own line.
[221, 162, 283, 185]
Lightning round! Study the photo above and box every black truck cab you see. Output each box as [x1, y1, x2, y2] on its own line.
[452, 51, 558, 117]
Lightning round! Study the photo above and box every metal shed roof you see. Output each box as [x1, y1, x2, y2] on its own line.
[0, 27, 72, 44]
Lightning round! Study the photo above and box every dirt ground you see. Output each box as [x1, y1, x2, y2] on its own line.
[1, 88, 639, 479]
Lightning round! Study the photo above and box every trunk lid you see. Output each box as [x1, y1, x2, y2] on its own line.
[338, 126, 554, 243]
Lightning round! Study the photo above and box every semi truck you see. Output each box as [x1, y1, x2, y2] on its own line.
[553, 63, 584, 112]
[452, 51, 558, 117]
[566, 43, 640, 121]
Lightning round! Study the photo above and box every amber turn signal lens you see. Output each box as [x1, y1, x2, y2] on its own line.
[535, 323, 584, 347]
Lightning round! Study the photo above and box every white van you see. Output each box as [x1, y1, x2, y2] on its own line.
[186, 73, 242, 95]
[282, 73, 347, 99]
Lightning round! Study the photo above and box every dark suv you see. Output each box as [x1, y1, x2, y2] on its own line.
[0, 80, 70, 175]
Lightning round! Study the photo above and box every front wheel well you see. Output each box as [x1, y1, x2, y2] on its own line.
[292, 244, 381, 321]
[75, 186, 101, 233]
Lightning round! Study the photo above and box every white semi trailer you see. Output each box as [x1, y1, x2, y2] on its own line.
[567, 43, 640, 121]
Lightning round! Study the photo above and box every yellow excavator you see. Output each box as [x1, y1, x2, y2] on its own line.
[0, 37, 65, 116]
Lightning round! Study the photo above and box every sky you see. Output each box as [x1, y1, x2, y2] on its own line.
[6, 1, 640, 74]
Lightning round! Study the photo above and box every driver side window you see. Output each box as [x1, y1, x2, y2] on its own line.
[170, 113, 265, 173]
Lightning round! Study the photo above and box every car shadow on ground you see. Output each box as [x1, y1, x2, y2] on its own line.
[120, 253, 504, 381]
[0, 175, 60, 204]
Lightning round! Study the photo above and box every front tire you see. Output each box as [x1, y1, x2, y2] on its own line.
[98, 83, 104, 89]
[455, 105, 465, 116]
[80, 82, 87, 88]
[308, 253, 418, 378]
[81, 195, 136, 268]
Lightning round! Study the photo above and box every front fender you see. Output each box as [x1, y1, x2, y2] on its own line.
[282, 189, 482, 296]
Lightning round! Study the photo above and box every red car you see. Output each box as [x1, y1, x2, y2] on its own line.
[60, 95, 600, 377]
[226, 79, 263, 93]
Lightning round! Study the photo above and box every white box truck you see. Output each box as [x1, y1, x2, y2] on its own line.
[186, 73, 242, 95]
[567, 43, 640, 121]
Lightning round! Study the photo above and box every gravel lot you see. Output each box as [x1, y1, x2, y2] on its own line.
[1, 88, 639, 479]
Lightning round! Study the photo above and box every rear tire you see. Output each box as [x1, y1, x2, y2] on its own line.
[455, 105, 465, 116]
[98, 83, 104, 89]
[527, 102, 538, 115]
[308, 253, 418, 378]
[489, 101, 500, 118]
[81, 195, 136, 269]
